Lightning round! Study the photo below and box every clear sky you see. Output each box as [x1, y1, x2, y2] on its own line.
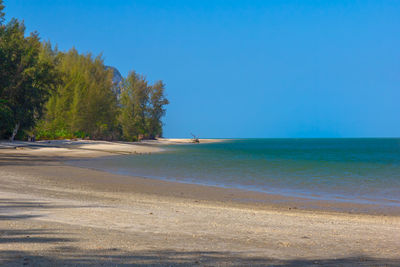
[4, 0, 400, 138]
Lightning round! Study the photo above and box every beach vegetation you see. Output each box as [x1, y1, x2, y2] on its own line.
[119, 72, 169, 141]
[38, 48, 119, 140]
[0, 99, 13, 137]
[120, 71, 149, 141]
[0, 0, 168, 141]
[148, 81, 169, 139]
[0, 8, 59, 141]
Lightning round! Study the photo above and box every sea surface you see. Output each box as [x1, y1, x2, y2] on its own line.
[70, 138, 400, 207]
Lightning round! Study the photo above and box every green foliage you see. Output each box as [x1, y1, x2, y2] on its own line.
[0, 99, 13, 137]
[0, 14, 59, 140]
[0, 1, 168, 141]
[148, 81, 169, 139]
[35, 126, 87, 140]
[120, 71, 148, 141]
[39, 48, 119, 140]
[119, 72, 168, 140]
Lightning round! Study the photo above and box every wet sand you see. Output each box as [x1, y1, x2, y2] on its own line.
[0, 140, 399, 266]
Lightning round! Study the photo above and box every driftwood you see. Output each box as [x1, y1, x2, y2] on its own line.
[190, 133, 200, 143]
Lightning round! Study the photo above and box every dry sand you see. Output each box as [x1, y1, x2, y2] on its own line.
[0, 140, 399, 266]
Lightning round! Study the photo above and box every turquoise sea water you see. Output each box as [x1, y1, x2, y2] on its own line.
[72, 139, 400, 207]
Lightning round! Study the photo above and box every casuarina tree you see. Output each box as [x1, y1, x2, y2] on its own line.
[0, 3, 59, 140]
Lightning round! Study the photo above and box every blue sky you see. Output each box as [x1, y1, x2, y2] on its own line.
[4, 0, 400, 138]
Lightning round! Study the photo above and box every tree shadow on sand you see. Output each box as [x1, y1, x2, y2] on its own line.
[0, 153, 69, 166]
[0, 199, 85, 246]
[0, 247, 399, 266]
[0, 228, 75, 245]
[0, 196, 398, 266]
[0, 199, 103, 214]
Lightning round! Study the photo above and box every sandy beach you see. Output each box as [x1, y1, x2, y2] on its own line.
[0, 140, 399, 266]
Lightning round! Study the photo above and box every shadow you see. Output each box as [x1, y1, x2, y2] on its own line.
[0, 199, 50, 222]
[0, 248, 399, 266]
[0, 198, 100, 239]
[0, 199, 78, 246]
[0, 237, 73, 244]
[0, 140, 137, 167]
[0, 200, 398, 266]
[0, 214, 43, 220]
[0, 228, 75, 245]
[0, 153, 67, 166]
[0, 198, 100, 210]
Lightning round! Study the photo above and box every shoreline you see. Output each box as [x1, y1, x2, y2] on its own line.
[66, 160, 400, 217]
[1, 140, 400, 265]
[1, 139, 399, 216]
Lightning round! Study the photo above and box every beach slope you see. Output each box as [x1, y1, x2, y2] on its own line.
[0, 140, 399, 266]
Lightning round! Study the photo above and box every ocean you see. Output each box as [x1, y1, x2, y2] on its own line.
[71, 138, 400, 207]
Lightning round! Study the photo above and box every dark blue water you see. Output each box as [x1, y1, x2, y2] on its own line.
[72, 139, 400, 207]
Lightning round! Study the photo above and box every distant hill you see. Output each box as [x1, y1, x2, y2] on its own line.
[105, 66, 123, 99]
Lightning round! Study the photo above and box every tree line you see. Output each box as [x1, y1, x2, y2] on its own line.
[0, 1, 168, 141]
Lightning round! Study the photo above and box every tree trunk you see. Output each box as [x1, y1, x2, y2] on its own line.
[9, 122, 20, 142]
